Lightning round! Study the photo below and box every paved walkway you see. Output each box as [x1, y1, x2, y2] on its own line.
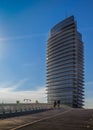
[0, 108, 67, 130]
[0, 108, 93, 130]
[13, 109, 93, 130]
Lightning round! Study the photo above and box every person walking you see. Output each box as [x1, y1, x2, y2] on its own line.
[57, 100, 60, 108]
[53, 100, 57, 108]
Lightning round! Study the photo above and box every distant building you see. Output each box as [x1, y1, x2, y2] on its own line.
[46, 16, 84, 108]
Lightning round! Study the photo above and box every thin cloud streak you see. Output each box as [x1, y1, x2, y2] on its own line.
[0, 33, 47, 41]
[0, 78, 28, 92]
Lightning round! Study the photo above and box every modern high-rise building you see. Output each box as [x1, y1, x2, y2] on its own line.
[46, 16, 84, 108]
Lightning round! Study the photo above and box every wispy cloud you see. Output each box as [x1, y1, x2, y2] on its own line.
[0, 78, 28, 92]
[0, 87, 47, 103]
[0, 35, 32, 41]
[0, 33, 47, 41]
[0, 79, 47, 103]
[9, 78, 29, 91]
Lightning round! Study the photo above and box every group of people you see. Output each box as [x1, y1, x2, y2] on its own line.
[53, 100, 60, 108]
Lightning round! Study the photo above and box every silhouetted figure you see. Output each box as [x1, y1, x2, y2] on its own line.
[53, 101, 57, 108]
[57, 100, 60, 108]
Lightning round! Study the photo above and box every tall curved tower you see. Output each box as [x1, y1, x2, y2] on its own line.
[46, 16, 84, 108]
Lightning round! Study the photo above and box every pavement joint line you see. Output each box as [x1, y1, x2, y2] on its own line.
[10, 109, 72, 130]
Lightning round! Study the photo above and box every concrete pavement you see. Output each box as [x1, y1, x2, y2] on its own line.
[12, 109, 93, 130]
[0, 107, 67, 130]
[0, 108, 93, 130]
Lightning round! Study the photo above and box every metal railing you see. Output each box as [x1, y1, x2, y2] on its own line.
[0, 103, 53, 119]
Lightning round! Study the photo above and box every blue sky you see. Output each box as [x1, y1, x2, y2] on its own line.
[0, 0, 93, 107]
